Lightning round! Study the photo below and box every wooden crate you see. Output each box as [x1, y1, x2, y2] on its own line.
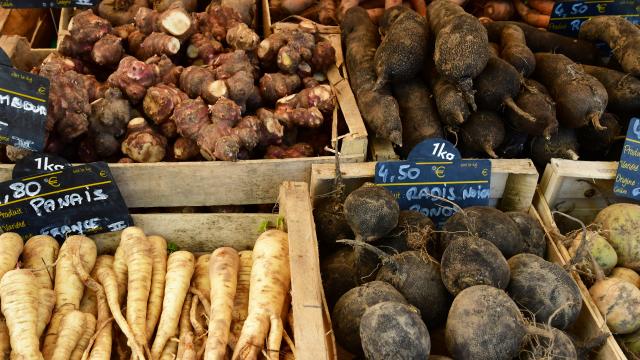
[92, 181, 336, 360]
[534, 189, 628, 360]
[310, 159, 539, 211]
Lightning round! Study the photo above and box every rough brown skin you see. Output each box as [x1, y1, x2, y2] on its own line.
[576, 113, 621, 161]
[321, 246, 379, 309]
[136, 32, 181, 60]
[40, 69, 92, 141]
[507, 79, 558, 138]
[332, 281, 408, 354]
[135, 2, 194, 38]
[360, 302, 431, 360]
[579, 16, 640, 76]
[89, 87, 132, 158]
[319, 0, 338, 25]
[508, 253, 582, 330]
[376, 210, 436, 254]
[170, 97, 210, 143]
[374, 7, 428, 88]
[376, 251, 451, 327]
[441, 236, 510, 296]
[533, 53, 608, 130]
[107, 56, 157, 103]
[530, 127, 579, 169]
[226, 23, 260, 51]
[178, 66, 221, 104]
[344, 183, 400, 242]
[311, 40, 336, 73]
[342, 7, 402, 145]
[91, 34, 125, 67]
[259, 73, 302, 104]
[506, 211, 546, 258]
[582, 65, 640, 115]
[195, 4, 249, 43]
[173, 137, 200, 161]
[446, 285, 526, 360]
[484, 21, 601, 65]
[521, 326, 577, 359]
[474, 55, 536, 123]
[393, 78, 443, 158]
[429, 0, 489, 108]
[98, 0, 148, 26]
[69, 10, 112, 45]
[211, 50, 256, 80]
[441, 206, 525, 258]
[482, 0, 514, 21]
[121, 117, 167, 162]
[221, 0, 255, 26]
[432, 77, 470, 129]
[460, 110, 505, 158]
[500, 24, 535, 77]
[218, 71, 258, 112]
[186, 33, 224, 65]
[143, 84, 189, 125]
[264, 143, 315, 159]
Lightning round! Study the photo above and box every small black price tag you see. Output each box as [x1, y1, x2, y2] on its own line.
[0, 162, 132, 240]
[0, 64, 49, 152]
[374, 139, 492, 227]
[12, 153, 71, 178]
[1, 0, 96, 8]
[614, 118, 640, 200]
[548, 0, 640, 38]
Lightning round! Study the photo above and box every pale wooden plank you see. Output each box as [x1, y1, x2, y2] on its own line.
[279, 181, 334, 360]
[91, 213, 277, 254]
[369, 137, 398, 161]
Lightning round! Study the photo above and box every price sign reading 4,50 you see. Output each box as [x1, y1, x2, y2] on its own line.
[374, 139, 492, 227]
[548, 0, 640, 37]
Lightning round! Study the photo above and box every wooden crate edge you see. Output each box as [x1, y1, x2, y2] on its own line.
[533, 189, 627, 360]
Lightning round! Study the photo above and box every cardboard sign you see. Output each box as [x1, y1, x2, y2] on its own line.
[1, 0, 96, 8]
[0, 64, 49, 152]
[548, 0, 640, 37]
[375, 139, 492, 227]
[614, 118, 640, 200]
[0, 162, 132, 240]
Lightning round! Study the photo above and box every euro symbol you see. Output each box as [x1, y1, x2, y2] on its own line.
[99, 170, 107, 178]
[47, 176, 60, 188]
[37, 86, 45, 95]
[435, 166, 445, 178]
[482, 168, 488, 176]
[596, 3, 606, 12]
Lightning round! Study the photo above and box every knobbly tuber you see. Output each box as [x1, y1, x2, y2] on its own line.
[332, 281, 408, 354]
[173, 137, 200, 161]
[99, 0, 148, 26]
[460, 110, 505, 158]
[392, 79, 443, 157]
[342, 7, 402, 145]
[533, 53, 608, 130]
[530, 127, 580, 168]
[89, 87, 132, 158]
[108, 56, 158, 103]
[178, 66, 224, 104]
[221, 0, 255, 26]
[579, 16, 640, 76]
[500, 24, 535, 77]
[121, 117, 167, 162]
[374, 6, 428, 88]
[507, 79, 558, 138]
[136, 32, 181, 60]
[91, 34, 125, 67]
[135, 2, 194, 38]
[225, 23, 260, 51]
[432, 77, 470, 129]
[259, 73, 302, 104]
[429, 0, 489, 107]
[143, 84, 189, 125]
[582, 65, 640, 116]
[360, 302, 431, 360]
[506, 211, 546, 258]
[186, 33, 224, 65]
[264, 143, 315, 159]
[440, 236, 510, 295]
[344, 183, 399, 243]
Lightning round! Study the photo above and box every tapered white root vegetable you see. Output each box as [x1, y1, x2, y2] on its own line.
[0, 270, 41, 360]
[86, 256, 114, 360]
[121, 227, 153, 349]
[22, 235, 59, 290]
[176, 292, 193, 358]
[92, 256, 146, 360]
[70, 313, 96, 360]
[0, 316, 9, 359]
[232, 230, 290, 360]
[0, 233, 23, 281]
[204, 247, 240, 360]
[51, 310, 85, 360]
[113, 245, 128, 304]
[37, 289, 56, 339]
[79, 289, 97, 318]
[179, 331, 197, 360]
[189, 295, 206, 337]
[146, 235, 168, 341]
[193, 254, 211, 302]
[159, 340, 178, 360]
[151, 251, 195, 359]
[231, 251, 253, 341]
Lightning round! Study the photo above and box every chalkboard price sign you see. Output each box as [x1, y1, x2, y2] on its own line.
[548, 0, 640, 37]
[374, 139, 492, 227]
[1, 0, 96, 8]
[0, 162, 132, 240]
[0, 64, 49, 152]
[614, 118, 640, 200]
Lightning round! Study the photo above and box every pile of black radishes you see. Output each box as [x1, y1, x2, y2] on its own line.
[343, 1, 640, 168]
[316, 184, 604, 359]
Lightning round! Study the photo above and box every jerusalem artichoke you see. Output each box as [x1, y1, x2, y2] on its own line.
[121, 117, 167, 162]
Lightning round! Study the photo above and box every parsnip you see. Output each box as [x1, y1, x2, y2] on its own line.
[0, 270, 41, 360]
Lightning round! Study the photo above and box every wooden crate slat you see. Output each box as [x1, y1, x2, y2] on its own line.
[533, 190, 627, 360]
[279, 181, 336, 360]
